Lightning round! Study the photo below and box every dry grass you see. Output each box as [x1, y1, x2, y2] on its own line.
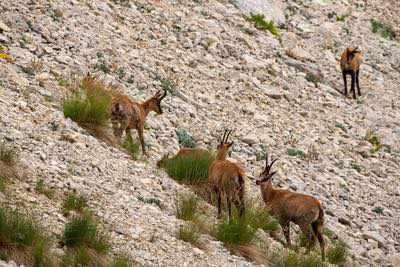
[231, 245, 269, 265]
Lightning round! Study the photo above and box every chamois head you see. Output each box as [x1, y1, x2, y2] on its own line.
[256, 153, 278, 186]
[146, 89, 167, 115]
[216, 129, 233, 160]
[345, 47, 361, 61]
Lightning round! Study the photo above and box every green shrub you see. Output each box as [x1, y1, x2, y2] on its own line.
[177, 224, 200, 246]
[110, 254, 135, 267]
[62, 192, 88, 215]
[245, 202, 279, 233]
[161, 150, 214, 184]
[245, 13, 280, 37]
[323, 228, 335, 240]
[35, 178, 55, 199]
[62, 246, 104, 267]
[62, 213, 110, 254]
[372, 206, 384, 214]
[63, 74, 113, 125]
[350, 162, 362, 173]
[175, 194, 199, 221]
[176, 129, 196, 148]
[271, 251, 327, 267]
[371, 19, 396, 40]
[327, 240, 349, 265]
[122, 135, 140, 160]
[364, 129, 382, 153]
[137, 196, 162, 209]
[0, 142, 18, 163]
[305, 73, 321, 86]
[287, 148, 305, 157]
[212, 213, 256, 246]
[0, 206, 53, 266]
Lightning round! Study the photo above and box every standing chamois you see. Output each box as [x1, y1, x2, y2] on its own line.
[209, 130, 245, 220]
[256, 153, 325, 261]
[340, 47, 363, 99]
[110, 89, 167, 156]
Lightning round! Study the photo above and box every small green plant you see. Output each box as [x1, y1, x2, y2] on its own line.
[212, 213, 256, 246]
[371, 19, 396, 40]
[62, 213, 110, 254]
[161, 150, 214, 183]
[177, 224, 200, 246]
[116, 67, 126, 79]
[364, 129, 383, 153]
[245, 201, 279, 233]
[176, 129, 196, 148]
[0, 206, 53, 266]
[305, 73, 321, 86]
[122, 135, 140, 160]
[336, 14, 349, 22]
[271, 251, 327, 267]
[175, 194, 199, 221]
[35, 178, 55, 199]
[372, 206, 384, 214]
[0, 177, 5, 192]
[323, 228, 335, 240]
[287, 148, 305, 157]
[245, 13, 280, 37]
[0, 142, 18, 163]
[327, 240, 349, 265]
[335, 123, 347, 132]
[256, 144, 267, 161]
[137, 196, 162, 209]
[62, 192, 88, 215]
[160, 78, 175, 94]
[63, 74, 113, 125]
[95, 62, 111, 74]
[110, 254, 135, 267]
[350, 162, 362, 173]
[327, 11, 337, 19]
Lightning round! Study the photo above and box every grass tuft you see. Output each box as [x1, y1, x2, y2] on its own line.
[327, 240, 349, 265]
[212, 213, 256, 246]
[287, 148, 305, 157]
[177, 224, 201, 246]
[245, 13, 280, 37]
[62, 192, 88, 215]
[62, 212, 110, 254]
[160, 150, 214, 184]
[364, 129, 383, 153]
[176, 129, 196, 148]
[0, 142, 18, 164]
[137, 196, 162, 209]
[110, 254, 135, 267]
[35, 178, 55, 199]
[371, 19, 396, 40]
[122, 135, 140, 160]
[245, 201, 279, 233]
[63, 74, 113, 125]
[175, 194, 199, 222]
[305, 73, 321, 86]
[372, 206, 384, 214]
[271, 251, 327, 267]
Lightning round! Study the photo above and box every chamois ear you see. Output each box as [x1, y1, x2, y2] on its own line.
[269, 171, 277, 178]
[228, 141, 234, 147]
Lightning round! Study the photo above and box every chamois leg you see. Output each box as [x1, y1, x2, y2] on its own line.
[114, 119, 127, 141]
[356, 70, 361, 96]
[137, 125, 147, 156]
[300, 224, 313, 254]
[281, 222, 291, 248]
[125, 127, 133, 142]
[342, 71, 348, 96]
[234, 195, 245, 218]
[312, 222, 325, 261]
[351, 72, 356, 99]
[215, 189, 222, 219]
[227, 197, 232, 221]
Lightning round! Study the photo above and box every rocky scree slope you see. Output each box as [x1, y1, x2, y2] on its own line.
[0, 0, 400, 266]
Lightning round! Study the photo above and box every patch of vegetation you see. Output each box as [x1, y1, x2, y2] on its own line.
[116, 68, 126, 79]
[137, 196, 162, 209]
[177, 224, 201, 246]
[110, 254, 136, 267]
[271, 251, 327, 267]
[122, 135, 140, 160]
[35, 178, 55, 199]
[61, 246, 108, 267]
[95, 62, 111, 74]
[305, 72, 321, 86]
[336, 14, 349, 22]
[287, 148, 305, 157]
[0, 206, 54, 266]
[21, 58, 44, 76]
[372, 206, 384, 214]
[323, 228, 335, 240]
[350, 162, 362, 173]
[160, 150, 214, 183]
[327, 240, 349, 265]
[364, 129, 383, 153]
[175, 194, 199, 221]
[255, 144, 267, 161]
[62, 192, 88, 215]
[335, 123, 347, 132]
[327, 11, 337, 19]
[111, 0, 131, 7]
[212, 213, 256, 246]
[62, 213, 110, 254]
[63, 74, 113, 125]
[176, 129, 196, 148]
[160, 78, 175, 94]
[245, 13, 280, 37]
[371, 19, 396, 40]
[0, 177, 5, 192]
[0, 142, 18, 164]
[245, 201, 279, 233]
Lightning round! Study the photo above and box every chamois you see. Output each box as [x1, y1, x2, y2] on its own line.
[340, 47, 362, 99]
[110, 89, 167, 156]
[256, 153, 325, 261]
[209, 130, 245, 220]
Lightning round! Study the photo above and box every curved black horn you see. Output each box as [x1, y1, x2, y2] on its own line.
[159, 89, 167, 100]
[225, 129, 233, 142]
[265, 152, 269, 169]
[221, 129, 228, 143]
